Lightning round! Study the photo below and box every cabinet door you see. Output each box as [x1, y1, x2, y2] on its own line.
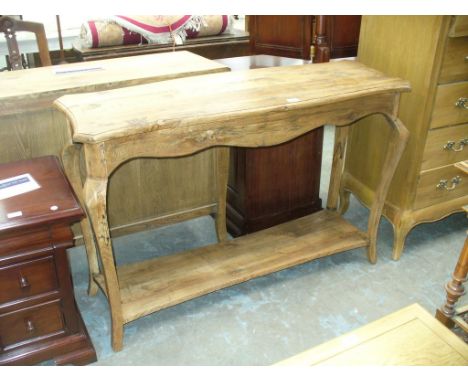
[249, 16, 313, 59]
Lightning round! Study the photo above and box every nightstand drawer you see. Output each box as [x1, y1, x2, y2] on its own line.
[0, 301, 65, 349]
[414, 164, 468, 209]
[430, 81, 468, 129]
[421, 123, 468, 170]
[439, 37, 468, 84]
[0, 255, 58, 306]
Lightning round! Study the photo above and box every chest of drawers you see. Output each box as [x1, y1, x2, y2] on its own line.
[341, 16, 468, 260]
[0, 156, 96, 365]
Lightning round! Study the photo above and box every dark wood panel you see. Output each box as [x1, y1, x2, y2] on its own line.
[249, 16, 313, 59]
[314, 16, 362, 63]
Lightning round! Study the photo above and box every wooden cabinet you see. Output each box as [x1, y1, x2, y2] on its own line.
[0, 156, 96, 365]
[248, 16, 313, 59]
[341, 16, 468, 260]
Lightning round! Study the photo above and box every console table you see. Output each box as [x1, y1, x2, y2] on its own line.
[54, 61, 410, 351]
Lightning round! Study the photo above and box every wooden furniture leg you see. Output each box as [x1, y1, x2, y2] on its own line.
[83, 177, 124, 351]
[365, 116, 409, 263]
[391, 214, 414, 261]
[436, 234, 468, 328]
[215, 147, 229, 242]
[62, 144, 100, 296]
[327, 125, 350, 211]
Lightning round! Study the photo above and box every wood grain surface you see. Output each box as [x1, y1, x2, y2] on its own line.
[276, 304, 468, 366]
[55, 61, 410, 144]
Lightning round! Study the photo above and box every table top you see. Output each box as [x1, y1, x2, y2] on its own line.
[54, 60, 411, 144]
[276, 303, 468, 366]
[0, 156, 83, 233]
[0, 51, 228, 116]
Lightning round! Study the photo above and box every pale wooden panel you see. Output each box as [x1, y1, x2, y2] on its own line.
[277, 304, 468, 366]
[0, 51, 228, 116]
[345, 16, 448, 210]
[439, 36, 468, 83]
[0, 109, 70, 164]
[107, 153, 216, 228]
[421, 123, 468, 170]
[93, 210, 368, 323]
[414, 163, 468, 210]
[430, 81, 468, 129]
[449, 15, 468, 37]
[54, 61, 409, 144]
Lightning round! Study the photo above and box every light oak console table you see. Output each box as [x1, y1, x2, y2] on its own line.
[54, 61, 410, 351]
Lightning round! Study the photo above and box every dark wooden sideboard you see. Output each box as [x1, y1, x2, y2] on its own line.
[0, 156, 96, 365]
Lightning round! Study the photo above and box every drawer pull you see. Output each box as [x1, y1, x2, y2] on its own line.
[25, 319, 35, 333]
[436, 176, 462, 191]
[455, 97, 468, 109]
[18, 275, 30, 289]
[444, 139, 468, 151]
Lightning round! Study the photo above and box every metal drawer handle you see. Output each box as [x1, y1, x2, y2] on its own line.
[455, 97, 468, 109]
[444, 138, 468, 151]
[436, 176, 462, 191]
[25, 319, 35, 333]
[18, 275, 30, 289]
[19, 275, 31, 288]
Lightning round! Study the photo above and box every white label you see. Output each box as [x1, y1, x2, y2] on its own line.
[0, 173, 40, 201]
[7, 211, 23, 218]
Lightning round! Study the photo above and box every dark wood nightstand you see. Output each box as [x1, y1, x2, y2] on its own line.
[0, 156, 96, 365]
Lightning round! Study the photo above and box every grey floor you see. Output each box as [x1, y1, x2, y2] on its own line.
[67, 125, 468, 365]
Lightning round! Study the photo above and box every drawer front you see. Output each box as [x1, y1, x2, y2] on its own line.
[439, 36, 468, 84]
[449, 16, 468, 38]
[422, 123, 468, 170]
[414, 164, 468, 210]
[430, 81, 468, 129]
[0, 301, 64, 349]
[0, 255, 58, 306]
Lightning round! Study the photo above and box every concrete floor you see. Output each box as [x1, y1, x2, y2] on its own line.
[67, 125, 468, 365]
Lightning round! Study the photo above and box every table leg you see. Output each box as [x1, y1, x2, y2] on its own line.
[327, 125, 350, 211]
[366, 116, 409, 264]
[83, 177, 124, 351]
[436, 235, 468, 328]
[215, 147, 229, 242]
[62, 144, 100, 296]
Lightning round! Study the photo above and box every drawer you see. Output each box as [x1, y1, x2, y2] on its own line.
[0, 228, 52, 259]
[439, 36, 468, 84]
[430, 81, 468, 129]
[0, 301, 64, 349]
[449, 16, 468, 38]
[414, 164, 468, 210]
[421, 123, 468, 170]
[0, 255, 58, 306]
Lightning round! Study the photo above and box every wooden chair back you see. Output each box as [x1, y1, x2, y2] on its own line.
[0, 16, 51, 70]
